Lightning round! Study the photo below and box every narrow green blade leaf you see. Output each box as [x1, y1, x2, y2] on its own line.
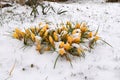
[100, 39, 113, 48]
[94, 26, 99, 36]
[53, 54, 60, 69]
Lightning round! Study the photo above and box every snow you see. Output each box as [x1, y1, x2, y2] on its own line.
[0, 0, 120, 80]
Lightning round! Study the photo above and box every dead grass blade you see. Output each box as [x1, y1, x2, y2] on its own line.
[9, 60, 16, 76]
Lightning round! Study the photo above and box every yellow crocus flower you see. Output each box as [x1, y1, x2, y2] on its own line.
[61, 33, 69, 41]
[80, 26, 88, 32]
[66, 21, 72, 27]
[64, 43, 71, 51]
[13, 28, 24, 40]
[41, 27, 47, 32]
[79, 33, 81, 37]
[36, 27, 40, 33]
[41, 24, 49, 34]
[61, 26, 68, 31]
[39, 31, 44, 37]
[13, 32, 19, 39]
[94, 36, 100, 41]
[77, 48, 83, 56]
[15, 28, 24, 38]
[25, 29, 31, 36]
[73, 38, 80, 43]
[43, 31, 48, 38]
[56, 28, 62, 34]
[75, 23, 81, 29]
[15, 28, 21, 34]
[44, 46, 51, 51]
[53, 32, 59, 42]
[39, 27, 47, 37]
[44, 24, 49, 29]
[35, 38, 40, 44]
[67, 21, 71, 25]
[80, 22, 88, 32]
[59, 48, 65, 56]
[67, 35, 73, 44]
[36, 44, 41, 53]
[59, 41, 64, 48]
[21, 32, 25, 38]
[72, 29, 79, 34]
[49, 36, 55, 46]
[30, 27, 35, 34]
[87, 32, 93, 38]
[81, 22, 87, 27]
[31, 33, 36, 42]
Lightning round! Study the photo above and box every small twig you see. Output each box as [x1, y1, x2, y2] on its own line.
[4, 60, 16, 80]
[4, 76, 11, 80]
[9, 60, 16, 76]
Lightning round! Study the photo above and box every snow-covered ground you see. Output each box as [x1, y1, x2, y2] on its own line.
[0, 0, 120, 80]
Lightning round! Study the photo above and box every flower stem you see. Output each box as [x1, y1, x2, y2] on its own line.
[53, 54, 60, 69]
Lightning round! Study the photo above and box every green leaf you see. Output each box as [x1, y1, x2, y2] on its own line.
[53, 54, 60, 69]
[100, 39, 113, 48]
[94, 26, 99, 36]
[65, 55, 73, 68]
[57, 10, 67, 15]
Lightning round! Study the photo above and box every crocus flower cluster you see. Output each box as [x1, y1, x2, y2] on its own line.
[12, 21, 101, 68]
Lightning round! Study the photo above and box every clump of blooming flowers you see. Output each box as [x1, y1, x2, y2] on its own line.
[12, 21, 110, 68]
